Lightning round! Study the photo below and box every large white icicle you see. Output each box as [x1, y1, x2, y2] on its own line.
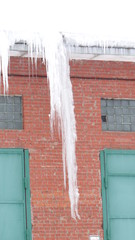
[42, 32, 80, 219]
[0, 30, 79, 219]
[0, 31, 9, 93]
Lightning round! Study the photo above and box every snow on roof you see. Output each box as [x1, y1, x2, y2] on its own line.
[9, 33, 135, 62]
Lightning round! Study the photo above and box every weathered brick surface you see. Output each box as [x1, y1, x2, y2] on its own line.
[1, 57, 135, 239]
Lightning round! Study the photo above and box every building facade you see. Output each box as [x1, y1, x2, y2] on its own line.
[1, 54, 135, 239]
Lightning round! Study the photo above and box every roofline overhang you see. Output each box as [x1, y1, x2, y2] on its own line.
[9, 43, 135, 63]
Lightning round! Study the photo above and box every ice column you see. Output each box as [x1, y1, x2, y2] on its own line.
[43, 32, 80, 219]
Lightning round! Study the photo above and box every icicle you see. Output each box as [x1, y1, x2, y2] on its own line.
[0, 31, 9, 93]
[42, 32, 80, 219]
[0, 30, 80, 219]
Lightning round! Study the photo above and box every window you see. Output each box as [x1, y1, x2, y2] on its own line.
[0, 149, 32, 240]
[0, 96, 23, 129]
[101, 99, 135, 132]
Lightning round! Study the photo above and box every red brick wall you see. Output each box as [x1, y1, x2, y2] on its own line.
[1, 57, 135, 239]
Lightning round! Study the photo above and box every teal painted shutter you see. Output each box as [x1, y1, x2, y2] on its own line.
[101, 149, 135, 240]
[0, 149, 31, 240]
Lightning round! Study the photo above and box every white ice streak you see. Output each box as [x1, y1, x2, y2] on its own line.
[0, 30, 80, 219]
[0, 31, 9, 93]
[43, 32, 80, 219]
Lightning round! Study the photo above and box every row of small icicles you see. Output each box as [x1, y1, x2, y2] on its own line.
[0, 30, 80, 219]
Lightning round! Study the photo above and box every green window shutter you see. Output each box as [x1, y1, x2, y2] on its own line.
[100, 149, 135, 240]
[0, 149, 32, 240]
[100, 150, 108, 240]
[24, 149, 32, 240]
